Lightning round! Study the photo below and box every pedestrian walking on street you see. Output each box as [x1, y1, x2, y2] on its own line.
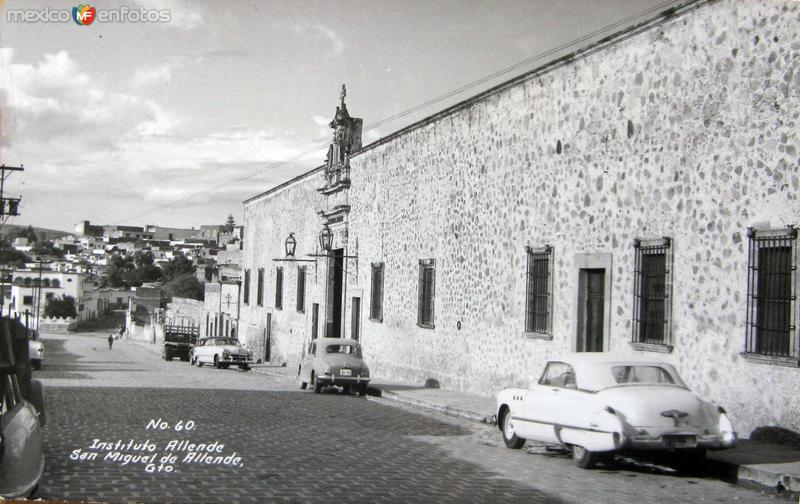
[108, 334, 114, 350]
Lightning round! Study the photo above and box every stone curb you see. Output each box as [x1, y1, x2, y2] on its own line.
[366, 387, 497, 425]
[736, 464, 800, 494]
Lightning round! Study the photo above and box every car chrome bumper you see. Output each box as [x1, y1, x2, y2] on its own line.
[220, 356, 254, 365]
[317, 376, 370, 386]
[625, 433, 736, 450]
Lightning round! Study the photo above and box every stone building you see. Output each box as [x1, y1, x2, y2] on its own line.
[239, 0, 800, 434]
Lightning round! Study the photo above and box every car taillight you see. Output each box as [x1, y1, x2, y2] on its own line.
[718, 412, 736, 446]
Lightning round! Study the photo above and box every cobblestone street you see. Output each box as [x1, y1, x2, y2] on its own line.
[34, 333, 793, 503]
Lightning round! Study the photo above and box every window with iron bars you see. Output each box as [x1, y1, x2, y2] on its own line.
[243, 269, 250, 305]
[417, 259, 435, 328]
[370, 262, 384, 322]
[525, 245, 552, 335]
[631, 238, 673, 351]
[744, 227, 798, 364]
[275, 267, 283, 310]
[296, 266, 306, 313]
[256, 268, 264, 306]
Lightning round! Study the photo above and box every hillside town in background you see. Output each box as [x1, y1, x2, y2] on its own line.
[0, 217, 243, 337]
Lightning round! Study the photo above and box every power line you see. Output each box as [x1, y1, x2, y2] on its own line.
[118, 0, 691, 225]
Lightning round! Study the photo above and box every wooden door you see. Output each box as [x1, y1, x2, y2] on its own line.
[578, 269, 605, 352]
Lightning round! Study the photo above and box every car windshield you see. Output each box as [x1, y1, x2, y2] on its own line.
[325, 344, 361, 357]
[611, 365, 681, 386]
[218, 339, 239, 346]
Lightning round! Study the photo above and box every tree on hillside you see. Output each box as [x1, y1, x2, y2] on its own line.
[134, 251, 163, 283]
[44, 295, 78, 318]
[162, 253, 195, 282]
[30, 240, 65, 258]
[225, 214, 236, 231]
[0, 238, 31, 266]
[162, 273, 204, 301]
[105, 254, 137, 287]
[10, 225, 39, 243]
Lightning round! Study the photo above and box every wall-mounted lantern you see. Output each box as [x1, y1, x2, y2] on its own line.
[285, 233, 297, 257]
[319, 225, 333, 252]
[272, 232, 314, 265]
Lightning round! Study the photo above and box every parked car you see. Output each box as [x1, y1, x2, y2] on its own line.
[299, 338, 370, 395]
[496, 354, 736, 469]
[1, 323, 46, 499]
[28, 330, 44, 370]
[190, 337, 254, 370]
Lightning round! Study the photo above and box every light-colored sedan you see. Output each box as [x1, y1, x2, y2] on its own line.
[497, 354, 736, 469]
[299, 338, 370, 395]
[190, 337, 254, 370]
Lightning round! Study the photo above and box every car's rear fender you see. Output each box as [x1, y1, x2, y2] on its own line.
[0, 402, 44, 499]
[555, 407, 626, 452]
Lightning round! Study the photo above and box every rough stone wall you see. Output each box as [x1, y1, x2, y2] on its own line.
[346, 0, 800, 434]
[240, 170, 329, 367]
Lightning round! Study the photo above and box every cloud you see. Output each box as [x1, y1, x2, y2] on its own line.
[130, 64, 172, 89]
[312, 115, 329, 126]
[290, 21, 345, 56]
[0, 49, 323, 229]
[131, 0, 204, 29]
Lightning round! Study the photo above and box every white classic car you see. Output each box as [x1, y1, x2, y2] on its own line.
[497, 354, 736, 469]
[190, 337, 254, 370]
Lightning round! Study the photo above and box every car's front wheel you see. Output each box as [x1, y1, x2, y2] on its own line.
[31, 359, 42, 370]
[501, 409, 525, 449]
[312, 372, 322, 393]
[571, 444, 599, 469]
[214, 355, 221, 369]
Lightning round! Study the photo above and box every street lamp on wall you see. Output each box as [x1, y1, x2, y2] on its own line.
[285, 233, 297, 257]
[318, 225, 333, 252]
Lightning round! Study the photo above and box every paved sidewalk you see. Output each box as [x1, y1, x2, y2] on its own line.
[250, 364, 800, 495]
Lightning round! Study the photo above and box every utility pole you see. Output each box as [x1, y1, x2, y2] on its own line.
[0, 107, 26, 314]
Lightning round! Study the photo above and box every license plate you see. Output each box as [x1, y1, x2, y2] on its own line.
[663, 435, 696, 448]
[339, 369, 352, 376]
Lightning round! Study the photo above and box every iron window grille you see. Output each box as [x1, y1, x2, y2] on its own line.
[256, 268, 264, 306]
[744, 226, 798, 361]
[417, 259, 435, 329]
[525, 245, 553, 335]
[243, 270, 250, 305]
[370, 262, 384, 322]
[631, 237, 673, 349]
[296, 266, 306, 313]
[275, 267, 283, 310]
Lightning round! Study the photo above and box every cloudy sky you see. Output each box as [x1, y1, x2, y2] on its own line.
[0, 0, 674, 232]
